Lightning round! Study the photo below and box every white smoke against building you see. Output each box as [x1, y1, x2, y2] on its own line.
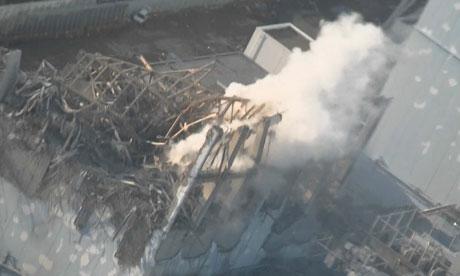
[167, 125, 210, 165]
[168, 14, 392, 168]
[226, 14, 391, 168]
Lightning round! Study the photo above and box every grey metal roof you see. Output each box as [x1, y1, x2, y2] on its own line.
[366, 0, 460, 205]
[155, 52, 268, 89]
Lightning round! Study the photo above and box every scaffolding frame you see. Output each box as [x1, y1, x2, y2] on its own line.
[368, 208, 455, 275]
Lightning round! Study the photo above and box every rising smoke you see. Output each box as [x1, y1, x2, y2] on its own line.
[227, 14, 391, 167]
[168, 14, 392, 168]
[168, 125, 211, 165]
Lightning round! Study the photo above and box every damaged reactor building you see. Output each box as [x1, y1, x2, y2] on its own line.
[0, 20, 311, 275]
[1, 0, 460, 276]
[0, 49, 283, 274]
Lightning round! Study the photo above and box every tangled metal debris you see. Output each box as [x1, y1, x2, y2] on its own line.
[0, 49, 279, 266]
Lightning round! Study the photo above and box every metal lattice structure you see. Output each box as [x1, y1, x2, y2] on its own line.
[368, 208, 455, 275]
[5, 50, 277, 266]
[15, 51, 269, 169]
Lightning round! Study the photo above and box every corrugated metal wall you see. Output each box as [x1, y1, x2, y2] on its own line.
[0, 0, 236, 41]
[0, 1, 128, 41]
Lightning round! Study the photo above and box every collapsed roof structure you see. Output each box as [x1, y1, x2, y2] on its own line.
[0, 46, 282, 273]
[3, 0, 458, 275]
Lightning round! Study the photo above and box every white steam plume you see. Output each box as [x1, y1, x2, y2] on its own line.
[167, 125, 210, 165]
[226, 14, 391, 168]
[167, 14, 391, 168]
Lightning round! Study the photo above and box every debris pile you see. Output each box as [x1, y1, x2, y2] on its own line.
[16, 52, 223, 169]
[0, 49, 277, 266]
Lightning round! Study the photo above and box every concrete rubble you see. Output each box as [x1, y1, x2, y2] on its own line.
[0, 47, 280, 268]
[1, 1, 453, 275]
